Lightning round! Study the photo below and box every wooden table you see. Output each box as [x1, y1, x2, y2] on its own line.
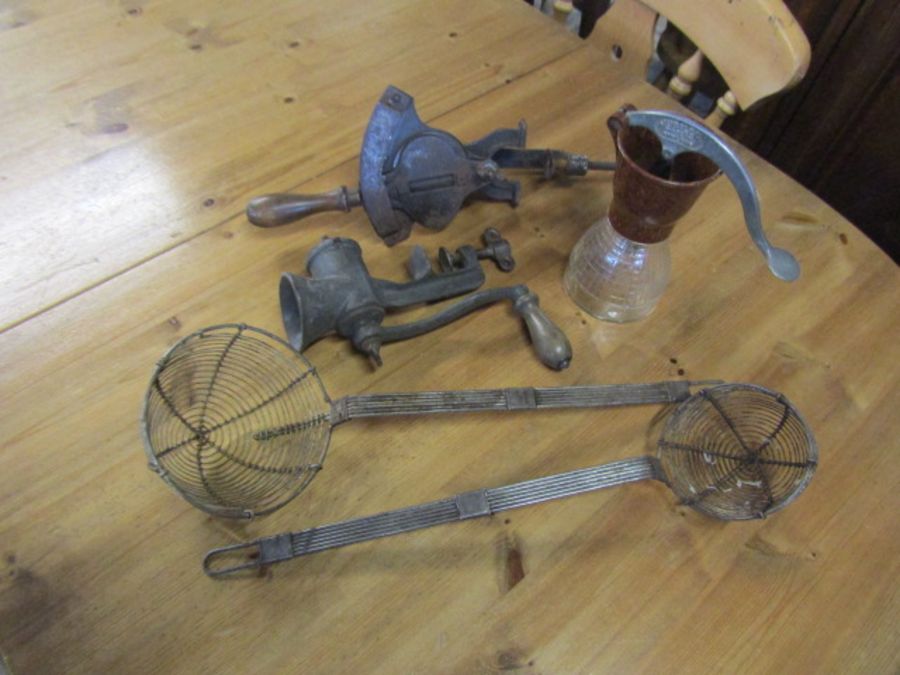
[1, 1, 897, 672]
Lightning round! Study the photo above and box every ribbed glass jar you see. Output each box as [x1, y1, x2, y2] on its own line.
[563, 215, 671, 322]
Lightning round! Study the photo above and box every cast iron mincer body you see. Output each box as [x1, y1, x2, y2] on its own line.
[280, 233, 572, 370]
[247, 85, 613, 244]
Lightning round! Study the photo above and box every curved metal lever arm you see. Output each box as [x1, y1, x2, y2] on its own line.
[626, 110, 800, 282]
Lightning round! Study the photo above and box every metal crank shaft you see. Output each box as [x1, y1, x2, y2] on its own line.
[203, 457, 659, 577]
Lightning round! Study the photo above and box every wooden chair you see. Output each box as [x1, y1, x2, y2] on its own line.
[585, 0, 810, 127]
[527, 0, 579, 30]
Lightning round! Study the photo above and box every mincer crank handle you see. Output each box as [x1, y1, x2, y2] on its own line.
[203, 457, 658, 578]
[512, 290, 573, 370]
[246, 186, 362, 227]
[371, 285, 573, 371]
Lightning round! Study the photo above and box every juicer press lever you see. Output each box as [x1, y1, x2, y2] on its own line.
[625, 110, 800, 282]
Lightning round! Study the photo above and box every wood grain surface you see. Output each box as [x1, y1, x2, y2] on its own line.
[0, 0, 579, 329]
[0, 2, 897, 673]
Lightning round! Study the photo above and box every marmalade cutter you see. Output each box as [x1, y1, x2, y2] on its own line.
[246, 85, 614, 244]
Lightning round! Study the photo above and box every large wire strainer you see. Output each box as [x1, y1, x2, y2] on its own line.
[203, 381, 817, 577]
[143, 324, 707, 518]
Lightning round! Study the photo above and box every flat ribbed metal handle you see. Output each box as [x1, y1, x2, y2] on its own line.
[331, 380, 709, 424]
[203, 457, 659, 577]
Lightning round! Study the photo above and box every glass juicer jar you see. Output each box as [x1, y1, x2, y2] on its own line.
[564, 106, 800, 322]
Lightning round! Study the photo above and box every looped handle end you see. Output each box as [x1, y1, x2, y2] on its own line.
[203, 541, 265, 578]
[203, 533, 294, 579]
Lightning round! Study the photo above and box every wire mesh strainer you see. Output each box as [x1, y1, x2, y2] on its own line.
[203, 384, 818, 577]
[143, 324, 709, 518]
[202, 382, 817, 577]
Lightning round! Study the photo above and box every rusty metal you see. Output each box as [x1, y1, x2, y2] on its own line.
[246, 85, 613, 244]
[141, 322, 712, 518]
[280, 233, 571, 368]
[606, 108, 721, 244]
[437, 227, 515, 273]
[201, 383, 818, 577]
[623, 108, 801, 280]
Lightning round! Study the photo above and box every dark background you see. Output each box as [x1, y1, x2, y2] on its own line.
[579, 0, 900, 262]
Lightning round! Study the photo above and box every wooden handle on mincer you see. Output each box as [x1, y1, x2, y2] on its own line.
[246, 186, 362, 227]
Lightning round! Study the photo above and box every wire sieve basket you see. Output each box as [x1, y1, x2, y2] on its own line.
[202, 382, 818, 577]
[142, 324, 714, 518]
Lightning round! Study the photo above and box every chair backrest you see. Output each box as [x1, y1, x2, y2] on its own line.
[587, 0, 811, 126]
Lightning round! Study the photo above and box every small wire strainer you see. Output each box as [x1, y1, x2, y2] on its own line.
[203, 382, 817, 577]
[658, 383, 818, 520]
[142, 324, 332, 517]
[142, 324, 709, 518]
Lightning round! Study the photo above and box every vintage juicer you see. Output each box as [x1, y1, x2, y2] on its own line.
[564, 106, 800, 322]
